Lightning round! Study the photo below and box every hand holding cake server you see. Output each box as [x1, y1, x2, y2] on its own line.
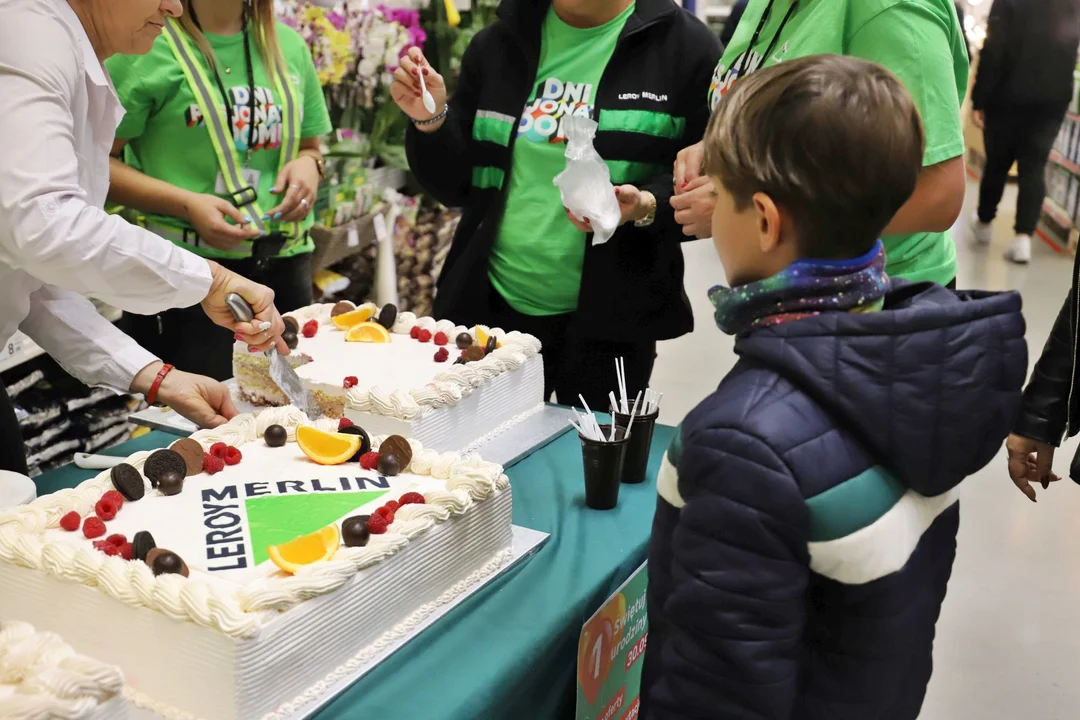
[0, 0, 291, 472]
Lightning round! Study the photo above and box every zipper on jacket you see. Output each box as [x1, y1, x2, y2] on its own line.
[1064, 261, 1080, 439]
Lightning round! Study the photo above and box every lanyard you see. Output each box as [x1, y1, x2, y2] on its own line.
[189, 4, 257, 163]
[734, 0, 802, 78]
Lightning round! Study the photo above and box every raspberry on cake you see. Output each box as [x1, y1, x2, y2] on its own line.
[0, 407, 514, 720]
[231, 304, 545, 454]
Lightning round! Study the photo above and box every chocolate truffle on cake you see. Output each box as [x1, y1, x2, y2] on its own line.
[377, 453, 401, 477]
[341, 515, 371, 547]
[282, 331, 299, 350]
[264, 424, 288, 448]
[378, 435, 413, 470]
[455, 332, 473, 350]
[282, 316, 299, 334]
[147, 548, 188, 577]
[158, 471, 184, 497]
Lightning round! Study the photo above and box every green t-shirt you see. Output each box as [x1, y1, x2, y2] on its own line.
[710, 0, 968, 285]
[106, 23, 332, 259]
[489, 4, 634, 316]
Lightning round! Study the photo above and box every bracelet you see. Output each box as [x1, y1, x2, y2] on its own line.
[413, 105, 449, 127]
[145, 364, 174, 406]
[634, 191, 658, 228]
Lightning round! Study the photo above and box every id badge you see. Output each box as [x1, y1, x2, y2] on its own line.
[215, 168, 261, 197]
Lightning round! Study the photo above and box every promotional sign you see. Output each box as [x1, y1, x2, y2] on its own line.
[576, 562, 648, 720]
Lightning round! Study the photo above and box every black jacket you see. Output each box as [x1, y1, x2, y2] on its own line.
[972, 0, 1080, 113]
[406, 0, 721, 342]
[1015, 249, 1080, 454]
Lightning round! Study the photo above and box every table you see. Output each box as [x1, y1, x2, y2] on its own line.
[36, 423, 675, 720]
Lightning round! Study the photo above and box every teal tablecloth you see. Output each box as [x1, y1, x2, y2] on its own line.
[35, 423, 674, 719]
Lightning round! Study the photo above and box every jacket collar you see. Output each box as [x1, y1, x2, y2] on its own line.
[496, 0, 677, 39]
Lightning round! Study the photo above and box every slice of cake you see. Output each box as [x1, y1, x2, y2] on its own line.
[232, 303, 545, 453]
[0, 620, 128, 720]
[0, 406, 513, 720]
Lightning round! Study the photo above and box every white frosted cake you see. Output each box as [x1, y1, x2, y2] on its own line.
[0, 407, 513, 720]
[232, 303, 545, 454]
[0, 619, 128, 720]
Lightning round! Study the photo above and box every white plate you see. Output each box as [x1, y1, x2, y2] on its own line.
[0, 471, 36, 510]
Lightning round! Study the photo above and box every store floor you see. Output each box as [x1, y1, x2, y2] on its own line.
[650, 179, 1080, 719]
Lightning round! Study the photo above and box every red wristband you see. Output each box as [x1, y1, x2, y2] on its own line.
[146, 363, 174, 405]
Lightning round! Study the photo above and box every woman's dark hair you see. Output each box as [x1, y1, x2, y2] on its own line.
[703, 54, 925, 259]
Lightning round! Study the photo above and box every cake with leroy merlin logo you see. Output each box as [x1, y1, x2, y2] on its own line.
[233, 301, 545, 454]
[0, 406, 513, 720]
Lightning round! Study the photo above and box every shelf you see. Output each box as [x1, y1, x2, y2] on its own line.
[1050, 150, 1080, 178]
[1, 303, 121, 376]
[0, 332, 44, 375]
[1043, 197, 1072, 229]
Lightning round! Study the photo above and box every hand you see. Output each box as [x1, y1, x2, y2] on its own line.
[972, 110, 985, 129]
[201, 261, 289, 354]
[1006, 433, 1061, 502]
[391, 47, 448, 131]
[670, 176, 715, 238]
[182, 193, 261, 251]
[131, 363, 238, 429]
[563, 185, 650, 232]
[264, 156, 321, 224]
[674, 141, 706, 192]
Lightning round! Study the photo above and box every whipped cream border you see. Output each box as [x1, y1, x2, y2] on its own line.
[0, 619, 125, 719]
[0, 407, 510, 641]
[284, 304, 542, 421]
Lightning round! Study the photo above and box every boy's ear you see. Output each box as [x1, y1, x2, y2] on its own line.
[752, 192, 782, 254]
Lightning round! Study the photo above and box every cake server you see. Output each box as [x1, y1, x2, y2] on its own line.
[225, 293, 323, 420]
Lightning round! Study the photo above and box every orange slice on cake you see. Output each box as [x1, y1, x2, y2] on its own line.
[345, 322, 391, 343]
[473, 325, 502, 349]
[267, 524, 340, 574]
[296, 426, 362, 465]
[332, 303, 377, 330]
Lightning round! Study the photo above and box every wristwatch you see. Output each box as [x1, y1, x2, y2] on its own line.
[306, 154, 326, 179]
[634, 191, 658, 228]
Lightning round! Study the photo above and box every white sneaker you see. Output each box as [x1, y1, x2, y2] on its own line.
[1005, 234, 1032, 264]
[970, 212, 993, 246]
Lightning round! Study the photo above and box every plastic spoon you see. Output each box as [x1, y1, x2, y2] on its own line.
[418, 67, 437, 115]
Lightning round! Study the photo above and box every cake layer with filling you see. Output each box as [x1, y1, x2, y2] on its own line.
[233, 304, 545, 454]
[0, 619, 128, 720]
[0, 407, 513, 720]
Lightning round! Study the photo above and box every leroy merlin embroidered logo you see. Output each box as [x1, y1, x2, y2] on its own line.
[518, 77, 595, 143]
[200, 477, 390, 571]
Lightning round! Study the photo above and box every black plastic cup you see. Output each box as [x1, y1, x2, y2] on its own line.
[614, 410, 659, 484]
[580, 424, 629, 510]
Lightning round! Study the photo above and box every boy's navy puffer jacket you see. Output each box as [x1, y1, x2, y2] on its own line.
[642, 282, 1027, 720]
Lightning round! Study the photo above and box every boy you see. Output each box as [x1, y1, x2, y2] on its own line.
[641, 56, 1027, 720]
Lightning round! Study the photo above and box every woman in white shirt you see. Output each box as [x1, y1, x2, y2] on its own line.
[0, 0, 290, 473]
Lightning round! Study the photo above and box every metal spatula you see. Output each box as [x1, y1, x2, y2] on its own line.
[226, 293, 323, 420]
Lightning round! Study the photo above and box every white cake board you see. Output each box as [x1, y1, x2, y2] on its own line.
[128, 525, 549, 720]
[130, 387, 578, 470]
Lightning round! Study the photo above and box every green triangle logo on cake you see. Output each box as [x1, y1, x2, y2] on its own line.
[245, 491, 388, 566]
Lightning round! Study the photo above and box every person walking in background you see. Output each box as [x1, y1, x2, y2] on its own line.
[971, 0, 1080, 264]
[671, 0, 969, 288]
[107, 0, 332, 380]
[642, 56, 1026, 720]
[391, 0, 720, 410]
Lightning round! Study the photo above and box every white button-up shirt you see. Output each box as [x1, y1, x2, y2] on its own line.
[0, 0, 214, 393]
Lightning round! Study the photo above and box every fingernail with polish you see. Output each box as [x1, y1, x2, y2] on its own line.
[244, 216, 253, 223]
[234, 334, 243, 341]
[262, 214, 271, 221]
[269, 187, 278, 193]
[273, 212, 283, 220]
[248, 346, 259, 353]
